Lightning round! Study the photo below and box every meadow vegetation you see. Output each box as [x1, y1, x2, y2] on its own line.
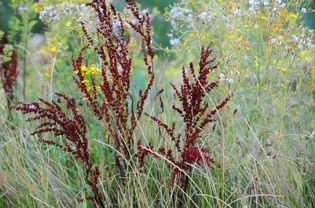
[0, 0, 314, 207]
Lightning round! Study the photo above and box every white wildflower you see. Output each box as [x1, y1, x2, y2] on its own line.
[169, 6, 192, 19]
[263, 0, 269, 6]
[249, 7, 255, 13]
[170, 38, 180, 47]
[221, 15, 230, 23]
[18, 6, 29, 13]
[292, 34, 298, 42]
[198, 12, 208, 20]
[233, 9, 241, 16]
[187, 14, 193, 22]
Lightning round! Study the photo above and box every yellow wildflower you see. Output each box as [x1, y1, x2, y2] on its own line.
[82, 79, 89, 84]
[44, 72, 50, 79]
[254, 56, 259, 68]
[300, 50, 311, 62]
[81, 65, 88, 73]
[272, 60, 277, 65]
[260, 16, 267, 21]
[50, 47, 57, 54]
[33, 3, 40, 13]
[288, 13, 298, 19]
[87, 87, 93, 92]
[165, 47, 169, 55]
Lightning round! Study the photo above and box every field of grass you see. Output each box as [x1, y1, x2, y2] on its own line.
[0, 0, 314, 207]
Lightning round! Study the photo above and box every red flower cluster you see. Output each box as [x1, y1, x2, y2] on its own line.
[139, 46, 230, 193]
[72, 0, 155, 180]
[11, 93, 104, 207]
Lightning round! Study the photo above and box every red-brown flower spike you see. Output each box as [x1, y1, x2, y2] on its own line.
[73, 0, 155, 178]
[11, 93, 104, 208]
[139, 46, 230, 201]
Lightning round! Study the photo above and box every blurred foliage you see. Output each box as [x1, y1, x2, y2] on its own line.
[0, 0, 14, 33]
[111, 0, 179, 49]
[0, 0, 46, 42]
[303, 0, 315, 29]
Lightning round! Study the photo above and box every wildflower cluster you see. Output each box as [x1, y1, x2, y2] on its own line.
[165, 0, 314, 82]
[39, 2, 91, 24]
[39, 2, 100, 37]
[75, 64, 102, 92]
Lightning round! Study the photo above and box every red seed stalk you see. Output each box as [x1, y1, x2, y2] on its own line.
[139, 46, 230, 204]
[73, 0, 155, 178]
[11, 93, 104, 207]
